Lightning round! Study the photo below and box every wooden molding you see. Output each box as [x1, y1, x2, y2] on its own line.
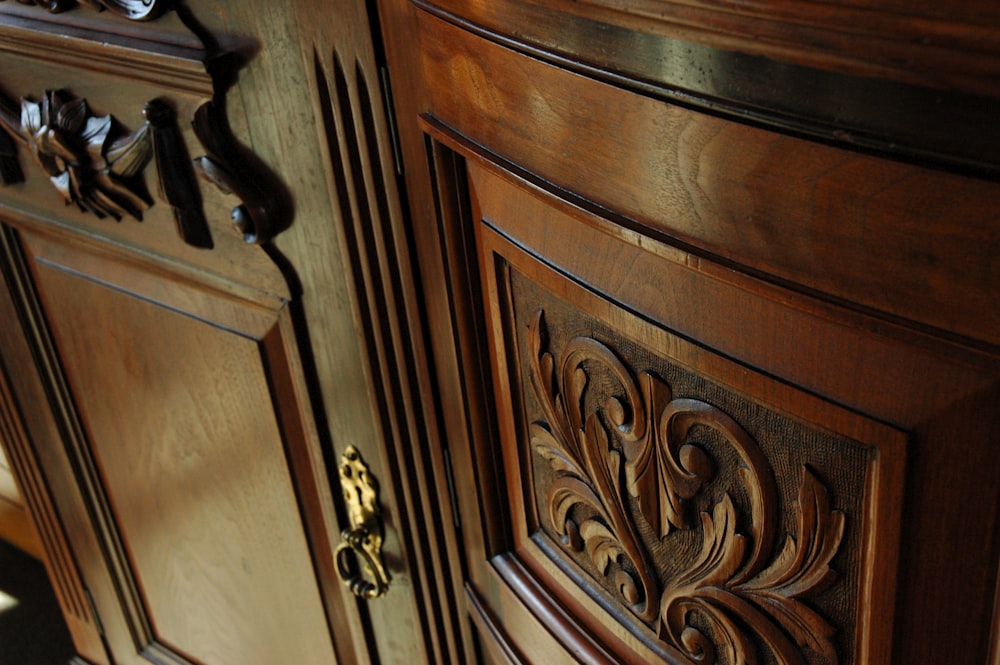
[0, 89, 218, 247]
[0, 12, 213, 95]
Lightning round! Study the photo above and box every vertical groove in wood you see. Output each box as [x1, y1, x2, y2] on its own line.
[0, 224, 151, 650]
[0, 225, 109, 663]
[0, 230, 89, 623]
[425, 142, 509, 556]
[355, 57, 469, 665]
[0, 366, 87, 621]
[314, 41, 467, 663]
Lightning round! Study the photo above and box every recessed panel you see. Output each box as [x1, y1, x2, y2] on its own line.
[31, 260, 337, 665]
[472, 164, 906, 665]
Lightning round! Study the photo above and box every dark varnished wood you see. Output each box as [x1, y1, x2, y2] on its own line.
[421, 129, 998, 664]
[1, 0, 472, 662]
[418, 0, 1000, 98]
[2, 0, 999, 663]
[373, 0, 1000, 659]
[415, 0, 1000, 173]
[416, 13, 1000, 351]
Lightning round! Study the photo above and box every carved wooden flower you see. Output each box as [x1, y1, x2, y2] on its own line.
[6, 0, 168, 21]
[12, 90, 153, 220]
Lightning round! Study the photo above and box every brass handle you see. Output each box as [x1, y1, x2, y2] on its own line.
[334, 446, 389, 598]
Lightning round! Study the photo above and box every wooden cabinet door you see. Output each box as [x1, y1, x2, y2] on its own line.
[381, 4, 1000, 664]
[0, 4, 356, 663]
[0, 224, 341, 665]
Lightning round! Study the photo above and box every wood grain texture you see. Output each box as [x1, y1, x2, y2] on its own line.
[1, 0, 466, 662]
[417, 13, 1000, 352]
[404, 116, 998, 663]
[0, 439, 42, 559]
[0, 226, 110, 664]
[23, 230, 339, 665]
[420, 0, 1000, 98]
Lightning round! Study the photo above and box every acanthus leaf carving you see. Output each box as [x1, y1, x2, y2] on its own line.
[529, 310, 660, 622]
[527, 309, 847, 665]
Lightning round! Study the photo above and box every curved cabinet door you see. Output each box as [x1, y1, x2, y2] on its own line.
[388, 5, 1000, 665]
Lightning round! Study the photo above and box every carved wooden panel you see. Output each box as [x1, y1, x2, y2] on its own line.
[0, 9, 289, 251]
[510, 274, 873, 665]
[431, 146, 924, 665]
[1, 0, 172, 21]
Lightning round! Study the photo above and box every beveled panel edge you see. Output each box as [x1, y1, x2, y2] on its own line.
[487, 556, 634, 665]
[0, 221, 151, 658]
[414, 0, 1000, 177]
[465, 584, 528, 665]
[13, 219, 289, 333]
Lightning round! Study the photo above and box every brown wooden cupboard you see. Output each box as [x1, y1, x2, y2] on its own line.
[0, 0, 998, 664]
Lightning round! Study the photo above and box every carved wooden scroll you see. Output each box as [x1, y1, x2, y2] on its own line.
[527, 310, 847, 665]
[0, 83, 287, 247]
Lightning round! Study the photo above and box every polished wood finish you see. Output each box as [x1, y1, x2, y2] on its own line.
[2, 0, 998, 664]
[376, 0, 1000, 663]
[22, 227, 336, 665]
[0, 0, 471, 661]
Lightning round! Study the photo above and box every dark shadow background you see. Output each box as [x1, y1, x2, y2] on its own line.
[0, 539, 75, 665]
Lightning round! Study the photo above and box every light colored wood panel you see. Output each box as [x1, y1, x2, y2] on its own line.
[0, 383, 41, 561]
[0, 443, 17, 500]
[0, 496, 42, 559]
[30, 259, 337, 665]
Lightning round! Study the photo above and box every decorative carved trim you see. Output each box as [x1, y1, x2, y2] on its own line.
[2, 0, 171, 22]
[528, 310, 846, 665]
[0, 89, 214, 247]
[0, 89, 154, 219]
[191, 99, 286, 245]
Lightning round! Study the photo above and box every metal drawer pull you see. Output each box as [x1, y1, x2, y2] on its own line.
[334, 446, 389, 598]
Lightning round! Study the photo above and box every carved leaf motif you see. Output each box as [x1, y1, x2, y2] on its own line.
[660, 468, 844, 665]
[0, 90, 154, 221]
[528, 310, 659, 621]
[739, 468, 845, 663]
[526, 309, 846, 664]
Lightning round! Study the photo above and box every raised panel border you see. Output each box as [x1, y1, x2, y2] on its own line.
[481, 228, 907, 665]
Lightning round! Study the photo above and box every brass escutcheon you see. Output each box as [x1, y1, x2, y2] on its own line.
[334, 446, 389, 598]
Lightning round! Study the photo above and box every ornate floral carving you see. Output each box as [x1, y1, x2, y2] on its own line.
[0, 89, 155, 220]
[0, 90, 215, 247]
[5, 0, 170, 21]
[527, 310, 846, 664]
